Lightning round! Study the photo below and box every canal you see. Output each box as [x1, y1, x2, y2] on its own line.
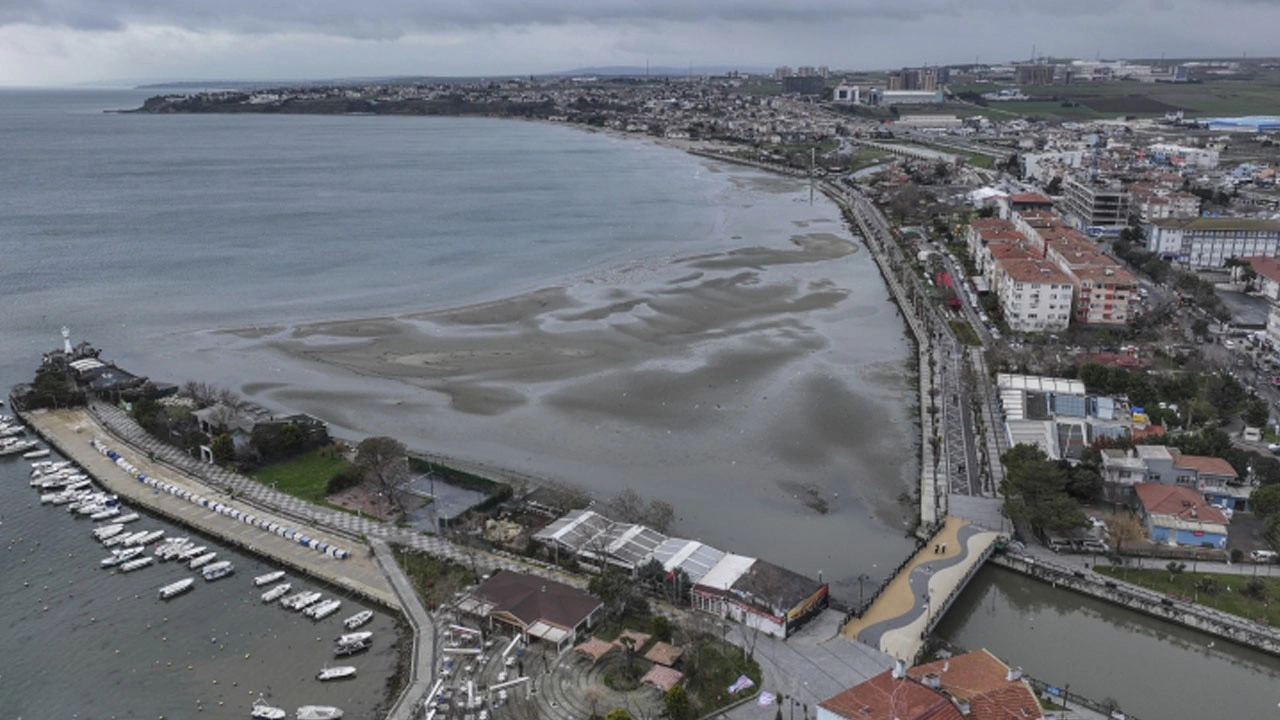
[935, 566, 1280, 719]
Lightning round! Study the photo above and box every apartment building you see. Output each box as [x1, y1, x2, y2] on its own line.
[1061, 175, 1132, 234]
[1145, 217, 1280, 268]
[1045, 233, 1137, 326]
[995, 257, 1074, 332]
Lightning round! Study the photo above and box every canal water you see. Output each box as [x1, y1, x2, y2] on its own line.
[935, 566, 1280, 719]
[0, 448, 401, 718]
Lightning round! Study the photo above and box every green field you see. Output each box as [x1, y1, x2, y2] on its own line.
[951, 73, 1280, 120]
[1095, 565, 1280, 625]
[249, 447, 353, 505]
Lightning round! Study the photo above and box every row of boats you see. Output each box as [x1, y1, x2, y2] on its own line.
[20, 437, 360, 720]
[0, 416, 41, 456]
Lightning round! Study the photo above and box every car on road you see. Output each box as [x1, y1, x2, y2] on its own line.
[1251, 549, 1277, 563]
[1268, 443, 1280, 454]
[1225, 339, 1237, 349]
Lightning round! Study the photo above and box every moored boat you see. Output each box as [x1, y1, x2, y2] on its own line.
[261, 582, 292, 603]
[159, 577, 195, 599]
[93, 523, 124, 540]
[342, 610, 373, 630]
[254, 570, 286, 587]
[116, 512, 141, 524]
[333, 639, 369, 657]
[188, 552, 218, 569]
[316, 665, 356, 681]
[335, 631, 372, 645]
[176, 544, 208, 561]
[100, 546, 145, 567]
[251, 698, 288, 720]
[202, 560, 235, 581]
[120, 556, 155, 572]
[305, 598, 341, 620]
[296, 705, 344, 720]
[89, 507, 121, 521]
[22, 448, 50, 459]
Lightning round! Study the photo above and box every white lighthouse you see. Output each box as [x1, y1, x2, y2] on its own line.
[61, 326, 72, 354]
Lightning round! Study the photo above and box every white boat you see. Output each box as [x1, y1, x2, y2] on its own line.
[305, 599, 341, 620]
[333, 639, 368, 657]
[261, 582, 292, 603]
[281, 590, 320, 610]
[0, 439, 39, 455]
[157, 540, 194, 560]
[254, 570, 286, 587]
[291, 592, 323, 612]
[116, 512, 141, 524]
[22, 448, 50, 459]
[343, 610, 373, 630]
[120, 556, 156, 572]
[117, 531, 149, 546]
[159, 577, 195, 599]
[252, 698, 288, 720]
[316, 665, 357, 681]
[93, 523, 125, 540]
[296, 705, 344, 720]
[101, 533, 131, 548]
[335, 631, 372, 645]
[176, 545, 208, 561]
[101, 547, 145, 567]
[89, 507, 121, 521]
[202, 561, 235, 581]
[188, 552, 218, 569]
[135, 530, 166, 545]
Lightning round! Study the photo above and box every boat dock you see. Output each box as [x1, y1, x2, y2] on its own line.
[841, 517, 1002, 662]
[21, 406, 399, 608]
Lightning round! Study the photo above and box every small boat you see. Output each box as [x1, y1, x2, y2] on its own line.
[305, 598, 341, 620]
[316, 665, 357, 681]
[296, 705, 344, 720]
[202, 561, 235, 581]
[159, 577, 195, 599]
[177, 545, 208, 561]
[120, 556, 155, 572]
[333, 639, 369, 657]
[262, 582, 292, 603]
[100, 547, 145, 567]
[135, 530, 166, 545]
[93, 523, 124, 540]
[89, 507, 121, 521]
[101, 533, 131, 548]
[188, 552, 218, 569]
[22, 448, 50, 459]
[254, 570, 286, 587]
[116, 512, 141, 524]
[292, 592, 323, 612]
[251, 698, 288, 720]
[335, 631, 371, 645]
[157, 541, 194, 560]
[117, 531, 149, 546]
[343, 610, 373, 630]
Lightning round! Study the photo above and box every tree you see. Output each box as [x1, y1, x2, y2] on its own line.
[604, 710, 633, 720]
[355, 436, 411, 514]
[1000, 445, 1087, 533]
[210, 432, 235, 465]
[1045, 176, 1063, 195]
[1110, 513, 1145, 554]
[651, 614, 673, 643]
[1252, 484, 1280, 517]
[664, 685, 694, 720]
[1244, 397, 1271, 428]
[1166, 561, 1186, 581]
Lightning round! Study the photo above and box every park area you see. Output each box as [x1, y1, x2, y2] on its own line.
[1095, 565, 1280, 625]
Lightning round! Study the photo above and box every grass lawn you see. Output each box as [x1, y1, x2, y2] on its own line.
[393, 545, 476, 610]
[950, 320, 982, 346]
[688, 640, 761, 713]
[1095, 565, 1280, 625]
[249, 447, 353, 505]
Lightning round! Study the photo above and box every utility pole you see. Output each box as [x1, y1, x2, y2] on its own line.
[809, 147, 815, 205]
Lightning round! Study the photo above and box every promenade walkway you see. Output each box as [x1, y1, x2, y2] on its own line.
[371, 538, 438, 720]
[841, 517, 1001, 662]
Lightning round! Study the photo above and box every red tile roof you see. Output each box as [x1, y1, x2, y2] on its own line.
[1135, 483, 1229, 524]
[1243, 256, 1280, 285]
[819, 670, 964, 720]
[998, 257, 1073, 285]
[1010, 192, 1053, 205]
[1173, 454, 1239, 479]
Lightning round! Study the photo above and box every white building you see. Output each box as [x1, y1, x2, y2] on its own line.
[1145, 217, 1280, 268]
[1148, 143, 1219, 169]
[995, 257, 1074, 332]
[831, 83, 860, 104]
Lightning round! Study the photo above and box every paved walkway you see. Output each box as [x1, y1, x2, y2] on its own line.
[841, 517, 1000, 661]
[372, 538, 437, 720]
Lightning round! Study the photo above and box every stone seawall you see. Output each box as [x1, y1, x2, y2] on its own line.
[991, 552, 1280, 657]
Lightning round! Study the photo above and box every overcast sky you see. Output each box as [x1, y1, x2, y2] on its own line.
[1, 0, 1277, 86]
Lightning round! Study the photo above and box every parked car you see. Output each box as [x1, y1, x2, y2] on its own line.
[1250, 549, 1277, 563]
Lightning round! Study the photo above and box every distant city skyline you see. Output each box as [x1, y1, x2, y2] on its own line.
[2, 0, 1279, 87]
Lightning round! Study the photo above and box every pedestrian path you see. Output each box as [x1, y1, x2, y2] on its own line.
[88, 400, 581, 585]
[841, 517, 1001, 662]
[371, 538, 438, 720]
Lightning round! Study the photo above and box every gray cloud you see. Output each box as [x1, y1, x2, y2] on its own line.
[0, 0, 1184, 39]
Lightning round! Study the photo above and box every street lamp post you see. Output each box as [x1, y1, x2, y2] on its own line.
[857, 573, 871, 613]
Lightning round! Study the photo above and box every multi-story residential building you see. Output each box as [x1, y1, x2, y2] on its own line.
[994, 257, 1074, 332]
[1061, 175, 1132, 234]
[1147, 143, 1220, 169]
[1130, 184, 1201, 222]
[1045, 233, 1137, 326]
[1145, 217, 1280, 268]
